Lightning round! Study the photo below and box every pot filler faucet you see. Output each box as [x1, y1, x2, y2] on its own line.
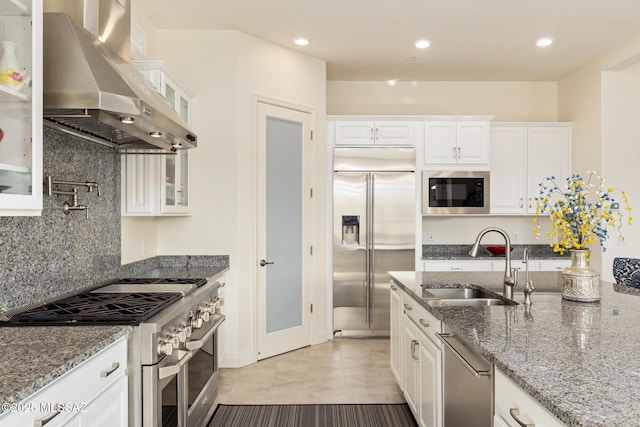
[469, 227, 517, 299]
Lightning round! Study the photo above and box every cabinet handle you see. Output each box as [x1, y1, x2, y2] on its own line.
[410, 339, 419, 360]
[450, 267, 463, 271]
[419, 319, 430, 328]
[391, 284, 398, 291]
[34, 407, 62, 426]
[371, 128, 374, 140]
[457, 147, 461, 159]
[403, 303, 412, 311]
[375, 127, 379, 140]
[528, 197, 533, 209]
[520, 197, 524, 208]
[100, 362, 120, 378]
[509, 408, 535, 427]
[452, 147, 457, 159]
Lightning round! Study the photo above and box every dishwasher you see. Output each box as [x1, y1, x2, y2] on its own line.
[438, 330, 493, 427]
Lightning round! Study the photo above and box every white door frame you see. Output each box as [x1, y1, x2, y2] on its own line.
[254, 97, 316, 360]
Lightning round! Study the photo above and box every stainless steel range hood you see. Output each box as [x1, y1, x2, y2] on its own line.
[42, 12, 197, 152]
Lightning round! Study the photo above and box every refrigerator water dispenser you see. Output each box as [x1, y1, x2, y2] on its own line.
[342, 216, 360, 246]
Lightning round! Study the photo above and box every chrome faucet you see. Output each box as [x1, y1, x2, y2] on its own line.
[469, 227, 517, 299]
[523, 248, 535, 305]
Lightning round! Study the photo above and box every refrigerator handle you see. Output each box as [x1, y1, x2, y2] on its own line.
[368, 173, 375, 328]
[365, 173, 371, 328]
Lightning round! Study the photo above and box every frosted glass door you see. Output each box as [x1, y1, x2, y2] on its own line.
[265, 116, 303, 334]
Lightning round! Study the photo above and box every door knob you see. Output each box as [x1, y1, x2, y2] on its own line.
[259, 259, 274, 267]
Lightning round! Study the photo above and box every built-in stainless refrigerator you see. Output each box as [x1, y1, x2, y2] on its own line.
[333, 147, 415, 336]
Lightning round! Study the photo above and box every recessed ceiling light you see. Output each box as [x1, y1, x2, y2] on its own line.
[536, 38, 553, 47]
[415, 40, 431, 49]
[294, 38, 310, 46]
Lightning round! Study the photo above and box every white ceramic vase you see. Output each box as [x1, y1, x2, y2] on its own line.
[0, 40, 23, 90]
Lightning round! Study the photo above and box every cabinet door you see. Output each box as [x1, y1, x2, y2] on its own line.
[374, 122, 415, 145]
[456, 122, 489, 165]
[160, 150, 190, 215]
[76, 376, 128, 427]
[490, 127, 527, 214]
[390, 284, 404, 387]
[403, 317, 420, 417]
[526, 127, 571, 214]
[121, 153, 158, 215]
[539, 259, 571, 271]
[424, 122, 456, 165]
[419, 334, 442, 427]
[0, 0, 42, 216]
[335, 121, 375, 145]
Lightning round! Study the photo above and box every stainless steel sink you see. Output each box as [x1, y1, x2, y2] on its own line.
[421, 286, 518, 307]
[439, 298, 516, 307]
[422, 287, 497, 300]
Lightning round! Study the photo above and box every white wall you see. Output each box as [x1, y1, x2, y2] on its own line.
[557, 36, 640, 279]
[600, 62, 640, 280]
[327, 81, 558, 120]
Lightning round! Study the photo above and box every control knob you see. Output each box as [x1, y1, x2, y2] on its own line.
[189, 312, 203, 329]
[176, 325, 191, 343]
[198, 309, 210, 323]
[157, 339, 174, 356]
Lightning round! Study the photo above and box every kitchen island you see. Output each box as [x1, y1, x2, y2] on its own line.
[389, 270, 640, 427]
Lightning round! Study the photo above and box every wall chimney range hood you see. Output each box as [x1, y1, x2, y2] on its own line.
[42, 9, 197, 152]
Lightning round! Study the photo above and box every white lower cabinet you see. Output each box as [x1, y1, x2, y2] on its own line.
[400, 290, 442, 427]
[390, 282, 404, 387]
[0, 337, 127, 427]
[495, 369, 565, 427]
[423, 260, 492, 272]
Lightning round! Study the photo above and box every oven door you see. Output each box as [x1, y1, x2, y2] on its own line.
[184, 314, 226, 427]
[142, 348, 193, 427]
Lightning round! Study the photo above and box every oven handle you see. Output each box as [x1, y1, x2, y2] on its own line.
[158, 349, 194, 380]
[185, 314, 226, 351]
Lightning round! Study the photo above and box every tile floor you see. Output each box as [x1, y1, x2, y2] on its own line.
[214, 338, 405, 406]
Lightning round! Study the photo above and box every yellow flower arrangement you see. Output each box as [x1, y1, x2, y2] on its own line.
[533, 171, 632, 254]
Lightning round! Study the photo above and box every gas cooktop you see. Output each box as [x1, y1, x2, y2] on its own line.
[0, 277, 208, 326]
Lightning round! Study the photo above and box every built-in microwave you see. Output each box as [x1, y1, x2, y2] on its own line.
[422, 171, 490, 214]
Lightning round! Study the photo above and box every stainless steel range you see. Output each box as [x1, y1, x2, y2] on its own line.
[0, 277, 226, 427]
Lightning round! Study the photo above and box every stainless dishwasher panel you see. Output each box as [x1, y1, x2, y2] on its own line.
[438, 333, 493, 427]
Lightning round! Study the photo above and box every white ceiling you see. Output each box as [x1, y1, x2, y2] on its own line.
[134, 0, 640, 81]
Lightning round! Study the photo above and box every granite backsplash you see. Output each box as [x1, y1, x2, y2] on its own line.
[0, 128, 227, 313]
[422, 244, 569, 259]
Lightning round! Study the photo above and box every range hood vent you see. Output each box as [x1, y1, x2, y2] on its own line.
[43, 13, 197, 152]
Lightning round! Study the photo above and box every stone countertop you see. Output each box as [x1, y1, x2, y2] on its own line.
[389, 270, 640, 427]
[0, 326, 129, 410]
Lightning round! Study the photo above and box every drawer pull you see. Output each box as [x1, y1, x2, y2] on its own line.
[100, 362, 120, 378]
[510, 408, 535, 427]
[450, 267, 463, 270]
[419, 319, 429, 328]
[403, 303, 412, 311]
[34, 407, 61, 426]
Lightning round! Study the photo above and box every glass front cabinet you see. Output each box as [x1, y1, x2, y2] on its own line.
[122, 60, 192, 216]
[0, 0, 42, 216]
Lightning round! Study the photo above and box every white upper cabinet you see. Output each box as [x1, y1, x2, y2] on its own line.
[132, 60, 193, 124]
[122, 61, 193, 216]
[0, 0, 43, 216]
[330, 118, 418, 146]
[423, 121, 490, 168]
[490, 123, 571, 215]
